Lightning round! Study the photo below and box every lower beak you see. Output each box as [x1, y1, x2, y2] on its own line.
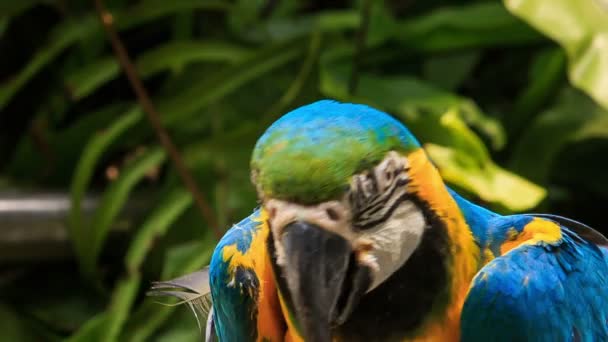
[279, 221, 371, 342]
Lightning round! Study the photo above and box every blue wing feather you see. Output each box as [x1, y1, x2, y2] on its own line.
[462, 216, 608, 342]
[209, 210, 263, 341]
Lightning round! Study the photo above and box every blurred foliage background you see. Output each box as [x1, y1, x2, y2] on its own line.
[1, 0, 608, 340]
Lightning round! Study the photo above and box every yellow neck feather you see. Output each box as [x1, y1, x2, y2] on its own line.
[406, 148, 481, 341]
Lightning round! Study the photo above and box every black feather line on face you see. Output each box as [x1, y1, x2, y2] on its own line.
[266, 228, 299, 330]
[335, 196, 451, 341]
[351, 168, 410, 231]
[354, 192, 412, 230]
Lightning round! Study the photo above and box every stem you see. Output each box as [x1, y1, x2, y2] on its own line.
[94, 0, 221, 239]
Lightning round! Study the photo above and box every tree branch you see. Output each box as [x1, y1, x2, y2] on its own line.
[94, 0, 221, 239]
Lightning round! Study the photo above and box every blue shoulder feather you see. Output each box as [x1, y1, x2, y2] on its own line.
[461, 215, 608, 342]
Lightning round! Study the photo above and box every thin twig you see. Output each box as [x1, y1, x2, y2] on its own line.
[349, 0, 373, 95]
[94, 0, 221, 239]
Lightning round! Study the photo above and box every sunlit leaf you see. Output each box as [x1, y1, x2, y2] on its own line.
[505, 0, 608, 109]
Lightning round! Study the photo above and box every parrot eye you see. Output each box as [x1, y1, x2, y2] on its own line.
[350, 152, 410, 230]
[326, 207, 341, 221]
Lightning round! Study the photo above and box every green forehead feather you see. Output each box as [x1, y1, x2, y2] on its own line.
[251, 100, 420, 204]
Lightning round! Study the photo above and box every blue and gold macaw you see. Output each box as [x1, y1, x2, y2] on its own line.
[151, 100, 608, 341]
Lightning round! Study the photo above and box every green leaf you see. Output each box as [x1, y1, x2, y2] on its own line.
[0, 0, 231, 110]
[320, 60, 545, 211]
[0, 303, 44, 341]
[0, 17, 8, 39]
[64, 41, 253, 101]
[505, 0, 608, 110]
[137, 40, 253, 76]
[423, 51, 480, 91]
[115, 0, 231, 31]
[158, 39, 306, 127]
[65, 313, 108, 342]
[101, 276, 142, 342]
[0, 15, 99, 109]
[506, 47, 567, 140]
[67, 276, 141, 342]
[321, 59, 506, 149]
[241, 10, 359, 42]
[394, 2, 544, 52]
[125, 188, 193, 272]
[81, 147, 167, 280]
[121, 241, 214, 342]
[0, 0, 46, 18]
[69, 107, 142, 263]
[510, 87, 608, 183]
[64, 57, 120, 100]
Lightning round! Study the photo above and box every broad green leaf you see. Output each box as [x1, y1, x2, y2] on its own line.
[506, 47, 567, 140]
[423, 51, 480, 91]
[394, 2, 544, 52]
[69, 107, 142, 262]
[510, 87, 608, 183]
[320, 60, 545, 211]
[81, 147, 167, 280]
[505, 0, 608, 110]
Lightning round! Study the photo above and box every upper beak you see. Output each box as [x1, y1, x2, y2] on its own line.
[277, 221, 371, 342]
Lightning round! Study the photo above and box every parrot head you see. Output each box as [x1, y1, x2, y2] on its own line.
[251, 100, 431, 341]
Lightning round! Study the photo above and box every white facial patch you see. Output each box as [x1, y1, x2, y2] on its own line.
[359, 199, 426, 290]
[264, 151, 427, 292]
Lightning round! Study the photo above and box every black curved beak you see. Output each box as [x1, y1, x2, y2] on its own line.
[276, 221, 371, 342]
